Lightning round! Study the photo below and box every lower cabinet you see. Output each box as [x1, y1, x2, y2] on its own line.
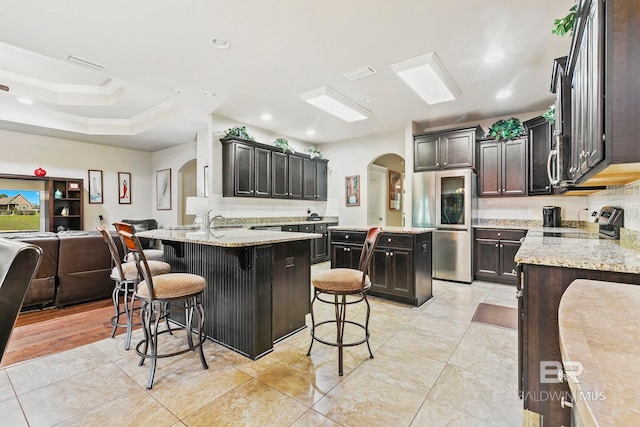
[474, 229, 526, 285]
[331, 230, 433, 306]
[282, 222, 336, 264]
[519, 264, 640, 426]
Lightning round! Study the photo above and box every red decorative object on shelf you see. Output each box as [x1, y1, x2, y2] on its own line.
[34, 167, 47, 177]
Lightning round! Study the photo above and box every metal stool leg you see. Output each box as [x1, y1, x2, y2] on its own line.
[306, 289, 318, 356]
[364, 293, 374, 359]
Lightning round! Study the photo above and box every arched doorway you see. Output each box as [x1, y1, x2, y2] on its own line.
[367, 153, 405, 226]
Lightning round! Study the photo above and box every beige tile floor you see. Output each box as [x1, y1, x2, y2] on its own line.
[0, 263, 523, 427]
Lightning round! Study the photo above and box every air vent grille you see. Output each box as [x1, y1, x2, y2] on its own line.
[344, 65, 376, 81]
[64, 55, 107, 71]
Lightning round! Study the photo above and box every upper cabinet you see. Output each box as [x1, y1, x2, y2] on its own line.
[561, 0, 640, 186]
[221, 137, 328, 200]
[477, 137, 527, 197]
[524, 116, 553, 195]
[414, 126, 483, 172]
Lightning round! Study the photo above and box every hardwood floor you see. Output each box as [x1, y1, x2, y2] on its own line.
[1, 299, 126, 368]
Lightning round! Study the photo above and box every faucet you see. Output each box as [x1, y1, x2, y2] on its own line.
[205, 211, 224, 237]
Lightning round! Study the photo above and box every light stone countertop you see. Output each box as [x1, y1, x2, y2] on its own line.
[328, 226, 435, 234]
[515, 233, 640, 274]
[137, 228, 321, 248]
[559, 279, 640, 426]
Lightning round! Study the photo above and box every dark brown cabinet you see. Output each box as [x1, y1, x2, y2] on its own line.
[414, 126, 483, 171]
[478, 138, 527, 197]
[50, 179, 83, 232]
[562, 0, 640, 186]
[271, 151, 288, 198]
[281, 222, 336, 264]
[524, 116, 553, 195]
[221, 137, 327, 200]
[303, 158, 328, 201]
[222, 139, 271, 197]
[518, 263, 640, 426]
[331, 230, 432, 306]
[474, 229, 526, 285]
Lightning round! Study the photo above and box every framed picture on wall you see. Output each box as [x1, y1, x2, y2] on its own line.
[204, 165, 209, 197]
[345, 175, 360, 207]
[88, 169, 103, 204]
[156, 168, 172, 210]
[388, 170, 402, 211]
[118, 172, 131, 204]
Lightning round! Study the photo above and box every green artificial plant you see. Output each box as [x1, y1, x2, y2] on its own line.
[488, 118, 525, 140]
[274, 138, 293, 153]
[542, 105, 556, 124]
[225, 126, 254, 141]
[552, 4, 577, 37]
[305, 146, 323, 159]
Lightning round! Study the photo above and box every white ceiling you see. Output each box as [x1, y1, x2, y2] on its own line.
[0, 0, 574, 152]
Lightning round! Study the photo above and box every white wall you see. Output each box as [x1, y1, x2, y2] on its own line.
[151, 141, 197, 227]
[321, 129, 405, 226]
[0, 128, 153, 231]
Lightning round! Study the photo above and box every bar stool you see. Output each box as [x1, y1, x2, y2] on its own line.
[97, 226, 171, 350]
[118, 229, 208, 389]
[113, 221, 164, 262]
[307, 227, 382, 375]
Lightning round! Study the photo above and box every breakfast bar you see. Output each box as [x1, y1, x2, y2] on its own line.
[137, 227, 320, 360]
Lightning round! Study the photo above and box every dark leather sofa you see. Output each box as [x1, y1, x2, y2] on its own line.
[0, 232, 58, 308]
[0, 230, 124, 310]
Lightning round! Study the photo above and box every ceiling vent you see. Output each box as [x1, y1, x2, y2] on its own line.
[344, 65, 376, 81]
[64, 55, 107, 71]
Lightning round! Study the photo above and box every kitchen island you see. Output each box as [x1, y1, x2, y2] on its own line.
[515, 231, 640, 426]
[137, 228, 320, 360]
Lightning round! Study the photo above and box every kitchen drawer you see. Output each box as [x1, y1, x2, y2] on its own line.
[378, 233, 413, 249]
[475, 229, 527, 242]
[313, 223, 327, 232]
[331, 230, 366, 245]
[299, 224, 314, 233]
[281, 225, 299, 232]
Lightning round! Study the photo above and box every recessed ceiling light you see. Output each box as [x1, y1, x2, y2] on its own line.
[169, 88, 183, 94]
[496, 89, 512, 99]
[484, 50, 505, 63]
[210, 38, 230, 49]
[18, 97, 33, 105]
[203, 90, 216, 97]
[261, 113, 272, 121]
[299, 86, 371, 122]
[390, 52, 461, 105]
[306, 129, 316, 136]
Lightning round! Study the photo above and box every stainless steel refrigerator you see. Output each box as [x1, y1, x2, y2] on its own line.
[412, 169, 476, 283]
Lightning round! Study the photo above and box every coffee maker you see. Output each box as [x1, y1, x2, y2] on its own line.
[543, 206, 562, 227]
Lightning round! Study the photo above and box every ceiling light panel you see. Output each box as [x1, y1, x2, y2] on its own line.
[390, 52, 461, 105]
[299, 86, 371, 122]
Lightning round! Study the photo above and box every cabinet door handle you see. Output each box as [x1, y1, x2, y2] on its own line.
[500, 244, 503, 248]
[560, 396, 574, 409]
[495, 244, 499, 248]
[389, 252, 394, 257]
[385, 252, 389, 256]
[557, 368, 566, 383]
[497, 233, 501, 237]
[387, 238, 392, 242]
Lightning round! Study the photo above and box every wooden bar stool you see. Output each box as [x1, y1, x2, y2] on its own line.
[113, 221, 164, 262]
[118, 230, 208, 389]
[307, 227, 382, 375]
[97, 226, 171, 350]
